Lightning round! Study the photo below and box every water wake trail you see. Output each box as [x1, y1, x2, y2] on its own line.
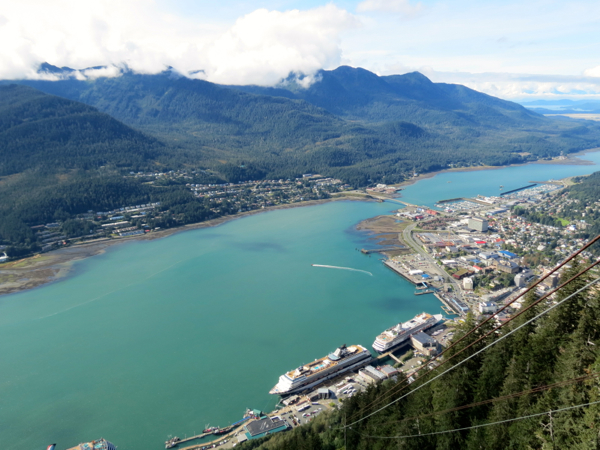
[312, 264, 373, 276]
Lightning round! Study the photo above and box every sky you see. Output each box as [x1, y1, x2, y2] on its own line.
[1, 0, 599, 100]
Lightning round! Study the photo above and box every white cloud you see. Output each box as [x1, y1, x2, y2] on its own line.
[356, 0, 422, 16]
[0, 1, 357, 86]
[201, 6, 358, 86]
[422, 70, 600, 100]
[584, 66, 600, 78]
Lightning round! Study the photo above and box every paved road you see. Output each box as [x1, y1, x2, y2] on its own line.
[401, 222, 463, 301]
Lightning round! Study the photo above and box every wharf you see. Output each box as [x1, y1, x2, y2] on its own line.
[377, 350, 403, 364]
[384, 260, 417, 285]
[434, 293, 459, 316]
[437, 197, 490, 206]
[500, 184, 537, 196]
[173, 425, 235, 448]
[361, 246, 407, 254]
[529, 180, 564, 186]
[414, 289, 437, 296]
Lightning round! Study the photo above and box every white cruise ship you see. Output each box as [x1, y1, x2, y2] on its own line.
[372, 313, 443, 353]
[269, 344, 372, 396]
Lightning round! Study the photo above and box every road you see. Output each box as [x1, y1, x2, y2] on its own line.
[401, 222, 464, 301]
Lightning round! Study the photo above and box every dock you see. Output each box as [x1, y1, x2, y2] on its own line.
[436, 197, 491, 206]
[378, 350, 403, 364]
[500, 184, 537, 196]
[384, 260, 418, 285]
[529, 180, 564, 186]
[171, 425, 236, 448]
[414, 289, 437, 296]
[361, 246, 407, 254]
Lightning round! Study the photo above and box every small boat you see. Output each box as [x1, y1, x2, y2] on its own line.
[203, 426, 217, 433]
[213, 428, 228, 435]
[165, 437, 180, 449]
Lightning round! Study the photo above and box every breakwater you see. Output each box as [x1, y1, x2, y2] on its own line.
[500, 183, 537, 196]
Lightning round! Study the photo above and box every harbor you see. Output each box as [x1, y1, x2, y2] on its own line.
[8, 152, 600, 450]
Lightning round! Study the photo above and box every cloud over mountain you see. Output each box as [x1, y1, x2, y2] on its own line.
[0, 1, 356, 86]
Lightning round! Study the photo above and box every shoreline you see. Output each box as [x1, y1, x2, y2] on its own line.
[392, 147, 600, 189]
[2, 147, 600, 298]
[0, 196, 367, 297]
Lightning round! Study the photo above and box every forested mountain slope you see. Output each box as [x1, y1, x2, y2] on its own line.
[6, 66, 600, 185]
[0, 84, 165, 175]
[229, 66, 539, 126]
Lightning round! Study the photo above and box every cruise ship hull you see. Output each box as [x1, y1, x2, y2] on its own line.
[372, 313, 443, 353]
[269, 356, 372, 396]
[269, 345, 372, 396]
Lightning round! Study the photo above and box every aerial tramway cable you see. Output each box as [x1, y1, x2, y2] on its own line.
[347, 237, 600, 423]
[378, 371, 600, 426]
[348, 399, 600, 440]
[339, 274, 600, 429]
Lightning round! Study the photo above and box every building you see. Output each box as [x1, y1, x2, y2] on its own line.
[498, 250, 518, 259]
[452, 268, 471, 280]
[468, 217, 489, 232]
[494, 259, 520, 274]
[317, 388, 331, 399]
[379, 365, 399, 379]
[463, 277, 474, 290]
[239, 416, 289, 442]
[411, 332, 440, 356]
[478, 301, 498, 314]
[515, 271, 534, 287]
[359, 366, 386, 383]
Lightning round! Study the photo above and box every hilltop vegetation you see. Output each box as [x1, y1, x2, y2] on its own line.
[2, 67, 600, 256]
[240, 263, 600, 449]
[0, 84, 166, 175]
[10, 66, 600, 185]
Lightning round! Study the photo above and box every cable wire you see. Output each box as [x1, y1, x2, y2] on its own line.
[349, 399, 600, 440]
[383, 372, 600, 425]
[340, 275, 600, 429]
[350, 254, 600, 422]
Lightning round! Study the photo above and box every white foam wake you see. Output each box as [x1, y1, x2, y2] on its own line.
[312, 264, 373, 276]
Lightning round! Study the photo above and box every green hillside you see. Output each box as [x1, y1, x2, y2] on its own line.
[0, 84, 166, 175]
[8, 67, 600, 185]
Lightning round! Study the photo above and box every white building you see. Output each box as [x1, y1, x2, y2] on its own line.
[478, 301, 498, 314]
[463, 277, 474, 290]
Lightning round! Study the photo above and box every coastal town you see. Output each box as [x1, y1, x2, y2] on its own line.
[0, 174, 350, 259]
[366, 179, 595, 322]
[130, 177, 600, 450]
[5, 173, 600, 450]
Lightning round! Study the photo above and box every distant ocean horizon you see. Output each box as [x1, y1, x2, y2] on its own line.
[2, 153, 600, 450]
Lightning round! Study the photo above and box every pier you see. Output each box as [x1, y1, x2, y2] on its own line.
[529, 180, 564, 186]
[436, 197, 493, 206]
[414, 289, 437, 296]
[361, 246, 407, 254]
[170, 424, 237, 449]
[377, 350, 403, 364]
[500, 183, 537, 196]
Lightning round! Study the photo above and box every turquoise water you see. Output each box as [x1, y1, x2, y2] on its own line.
[401, 151, 600, 206]
[2, 154, 600, 450]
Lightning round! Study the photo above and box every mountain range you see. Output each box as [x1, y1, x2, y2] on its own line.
[6, 64, 600, 185]
[2, 64, 600, 253]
